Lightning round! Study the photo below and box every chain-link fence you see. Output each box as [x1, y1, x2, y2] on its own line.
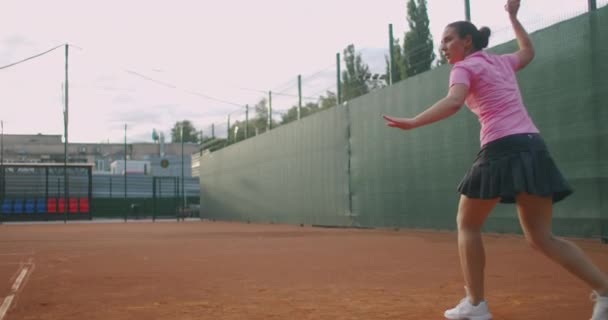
[0, 163, 200, 222]
[196, 0, 607, 155]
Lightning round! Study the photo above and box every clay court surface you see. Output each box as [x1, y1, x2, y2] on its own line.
[0, 221, 607, 319]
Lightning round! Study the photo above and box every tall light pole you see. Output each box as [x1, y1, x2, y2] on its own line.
[267, 91, 272, 131]
[1, 120, 4, 167]
[180, 124, 185, 210]
[245, 105, 249, 138]
[389, 24, 395, 86]
[124, 124, 127, 202]
[589, 0, 597, 11]
[1, 120, 4, 203]
[63, 44, 69, 224]
[336, 53, 341, 105]
[0, 120, 3, 224]
[297, 75, 302, 120]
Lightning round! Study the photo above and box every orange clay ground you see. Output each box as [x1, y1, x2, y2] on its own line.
[1, 220, 607, 320]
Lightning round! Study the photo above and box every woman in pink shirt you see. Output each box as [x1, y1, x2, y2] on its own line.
[383, 0, 608, 319]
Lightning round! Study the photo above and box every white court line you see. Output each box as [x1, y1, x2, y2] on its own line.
[0, 295, 14, 320]
[0, 265, 30, 320]
[0, 252, 34, 256]
[11, 268, 28, 292]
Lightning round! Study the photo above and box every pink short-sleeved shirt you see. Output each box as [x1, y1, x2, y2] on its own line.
[449, 50, 539, 146]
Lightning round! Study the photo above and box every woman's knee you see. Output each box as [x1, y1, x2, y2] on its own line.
[456, 211, 484, 232]
[524, 231, 556, 252]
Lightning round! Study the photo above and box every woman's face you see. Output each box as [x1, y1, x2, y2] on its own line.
[440, 27, 473, 64]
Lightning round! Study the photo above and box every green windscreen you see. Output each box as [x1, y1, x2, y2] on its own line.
[200, 7, 607, 238]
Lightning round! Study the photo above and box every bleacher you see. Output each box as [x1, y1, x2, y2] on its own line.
[0, 163, 93, 222]
[1, 197, 90, 215]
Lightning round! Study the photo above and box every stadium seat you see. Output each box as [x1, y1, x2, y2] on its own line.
[25, 199, 36, 214]
[79, 198, 90, 213]
[36, 198, 47, 213]
[13, 199, 24, 214]
[47, 198, 57, 213]
[57, 198, 66, 213]
[1, 199, 12, 214]
[69, 198, 79, 214]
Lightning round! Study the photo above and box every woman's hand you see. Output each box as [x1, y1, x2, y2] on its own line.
[505, 0, 520, 17]
[382, 115, 418, 130]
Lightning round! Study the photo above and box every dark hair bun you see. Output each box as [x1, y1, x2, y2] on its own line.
[478, 27, 491, 48]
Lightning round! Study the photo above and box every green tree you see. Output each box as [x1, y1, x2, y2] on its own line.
[402, 0, 435, 77]
[341, 44, 371, 101]
[279, 102, 321, 125]
[436, 49, 448, 66]
[385, 38, 408, 83]
[278, 90, 339, 125]
[252, 97, 278, 134]
[319, 91, 338, 109]
[171, 120, 199, 143]
[227, 119, 257, 144]
[200, 134, 214, 144]
[253, 98, 268, 134]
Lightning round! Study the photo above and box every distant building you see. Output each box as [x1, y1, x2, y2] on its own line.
[0, 134, 200, 177]
[110, 160, 151, 175]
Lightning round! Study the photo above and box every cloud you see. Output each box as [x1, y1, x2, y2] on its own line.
[110, 107, 166, 125]
[100, 85, 136, 93]
[360, 47, 390, 73]
[129, 131, 155, 143]
[2, 35, 35, 47]
[0, 35, 35, 64]
[111, 93, 136, 105]
[2, 0, 591, 145]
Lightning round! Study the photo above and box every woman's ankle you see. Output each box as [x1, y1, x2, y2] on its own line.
[467, 296, 485, 306]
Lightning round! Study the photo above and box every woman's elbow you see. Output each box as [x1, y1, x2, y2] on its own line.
[526, 48, 536, 61]
[519, 48, 535, 67]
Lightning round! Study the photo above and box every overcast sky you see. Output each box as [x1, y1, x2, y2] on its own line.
[0, 0, 601, 143]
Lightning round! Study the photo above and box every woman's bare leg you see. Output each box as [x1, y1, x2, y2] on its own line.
[457, 195, 500, 304]
[516, 192, 608, 295]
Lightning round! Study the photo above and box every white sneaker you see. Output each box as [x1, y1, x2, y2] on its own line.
[444, 296, 492, 320]
[591, 291, 608, 320]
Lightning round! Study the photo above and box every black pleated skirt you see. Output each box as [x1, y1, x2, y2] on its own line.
[457, 133, 573, 203]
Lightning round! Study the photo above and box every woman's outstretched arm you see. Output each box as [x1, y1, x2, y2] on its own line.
[506, 0, 535, 69]
[383, 84, 467, 130]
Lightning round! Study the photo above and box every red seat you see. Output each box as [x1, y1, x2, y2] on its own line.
[79, 198, 90, 213]
[57, 198, 66, 213]
[47, 198, 57, 213]
[69, 198, 79, 214]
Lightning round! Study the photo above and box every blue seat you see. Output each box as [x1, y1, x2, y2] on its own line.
[13, 199, 24, 214]
[25, 199, 36, 214]
[1, 199, 12, 214]
[36, 198, 47, 213]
